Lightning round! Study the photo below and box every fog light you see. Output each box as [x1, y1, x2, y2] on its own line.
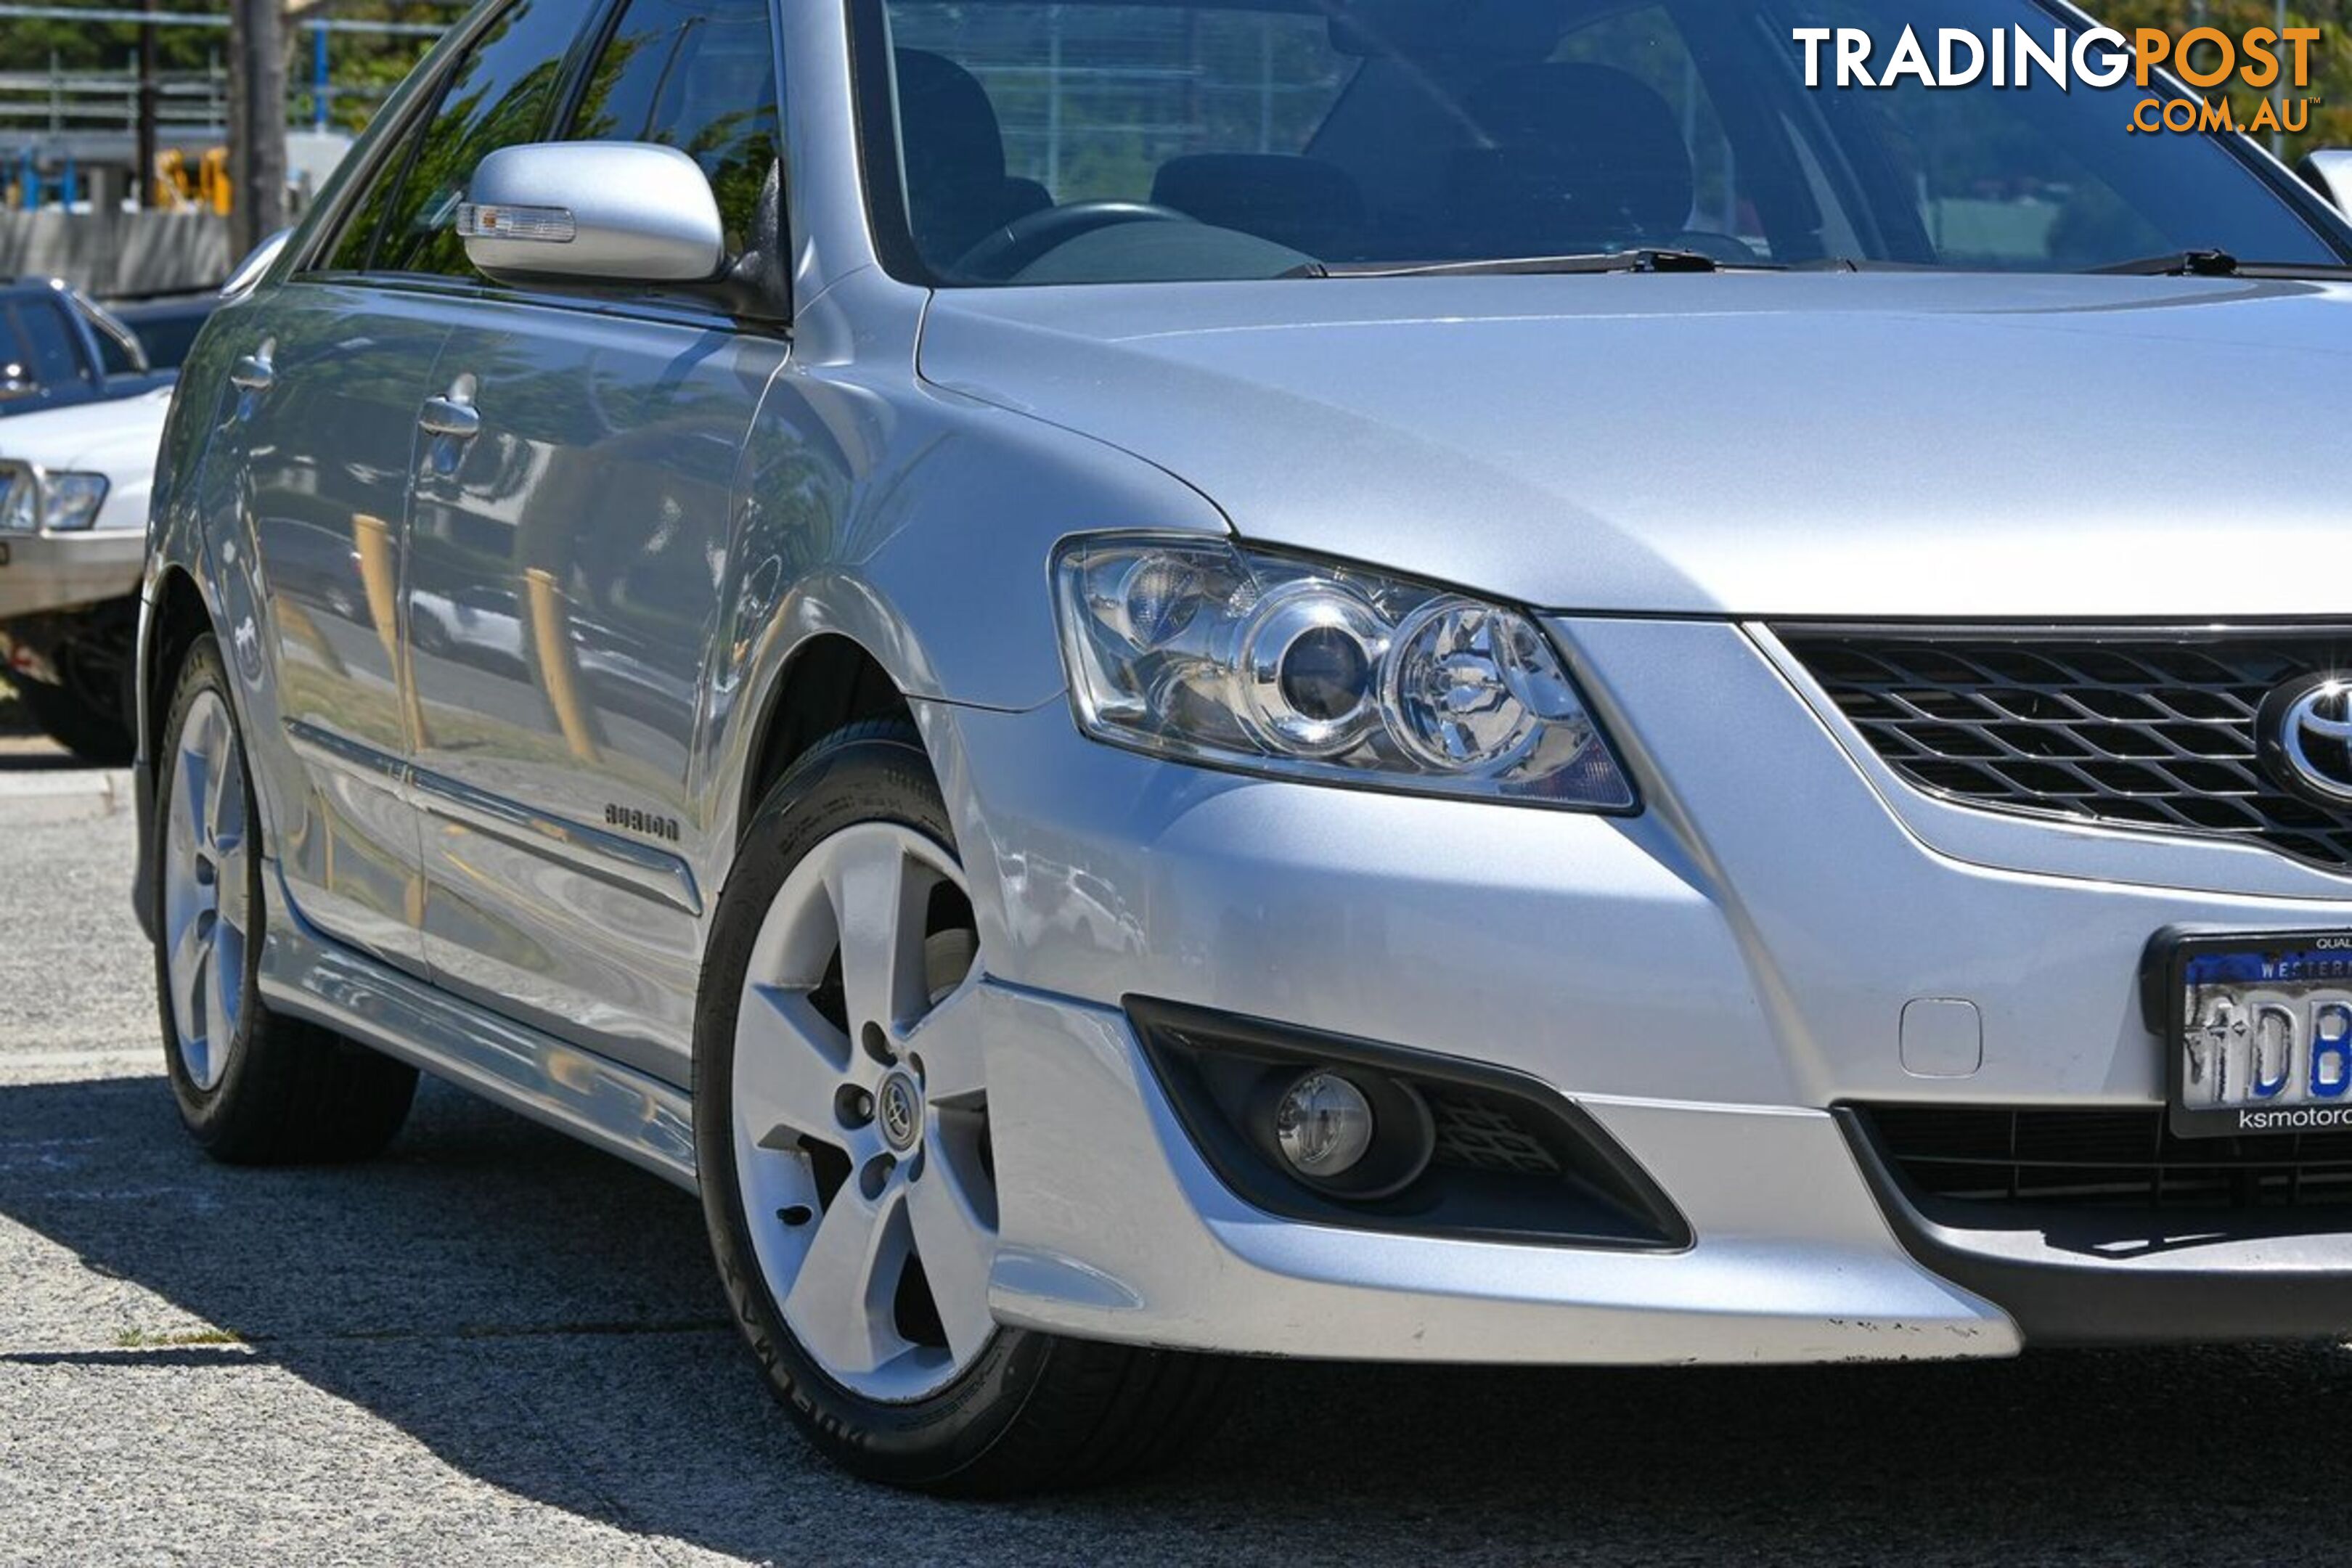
[1275, 1071, 1375, 1177]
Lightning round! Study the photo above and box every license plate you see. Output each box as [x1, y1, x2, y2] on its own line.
[2156, 930, 2352, 1138]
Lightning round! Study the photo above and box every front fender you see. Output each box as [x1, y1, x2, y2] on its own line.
[701, 278, 1231, 848]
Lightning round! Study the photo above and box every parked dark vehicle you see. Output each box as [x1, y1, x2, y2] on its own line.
[110, 294, 221, 373]
[0, 279, 172, 415]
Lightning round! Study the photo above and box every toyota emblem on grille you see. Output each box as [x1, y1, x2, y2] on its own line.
[2261, 675, 2352, 807]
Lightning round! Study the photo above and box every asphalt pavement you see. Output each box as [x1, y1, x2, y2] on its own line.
[6, 734, 2352, 1566]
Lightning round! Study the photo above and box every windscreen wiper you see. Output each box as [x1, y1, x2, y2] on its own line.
[2091, 249, 2242, 277]
[1283, 248, 1765, 279]
[2088, 250, 2352, 280]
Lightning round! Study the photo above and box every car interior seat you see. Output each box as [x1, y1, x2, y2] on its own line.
[894, 49, 1055, 268]
[1445, 62, 1712, 258]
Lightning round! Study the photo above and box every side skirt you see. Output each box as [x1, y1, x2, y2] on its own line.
[256, 861, 698, 1192]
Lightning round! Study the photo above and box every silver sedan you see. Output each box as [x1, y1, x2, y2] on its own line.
[133, 0, 2352, 1494]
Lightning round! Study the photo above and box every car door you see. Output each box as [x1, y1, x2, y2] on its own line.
[226, 279, 446, 971]
[221, 0, 583, 972]
[402, 0, 790, 1082]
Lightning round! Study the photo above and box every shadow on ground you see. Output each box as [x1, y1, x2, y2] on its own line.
[5, 1071, 2349, 1564]
[0, 695, 81, 771]
[0, 749, 99, 772]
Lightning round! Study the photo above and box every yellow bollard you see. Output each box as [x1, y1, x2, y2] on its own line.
[351, 513, 426, 748]
[524, 566, 600, 764]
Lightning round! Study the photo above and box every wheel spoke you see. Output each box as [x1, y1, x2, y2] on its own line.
[907, 1155, 998, 1365]
[200, 705, 234, 851]
[783, 1183, 913, 1379]
[825, 833, 931, 1042]
[214, 845, 250, 941]
[202, 923, 232, 1063]
[173, 736, 208, 866]
[168, 908, 209, 1040]
[164, 841, 214, 936]
[211, 775, 246, 861]
[736, 985, 854, 1147]
[212, 917, 246, 1034]
[904, 981, 987, 1108]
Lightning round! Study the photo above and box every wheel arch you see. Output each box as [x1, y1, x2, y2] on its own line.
[737, 631, 915, 836]
[129, 563, 221, 942]
[140, 563, 216, 775]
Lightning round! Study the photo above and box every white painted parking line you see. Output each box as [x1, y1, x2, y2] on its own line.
[0, 768, 130, 825]
[0, 1048, 158, 1085]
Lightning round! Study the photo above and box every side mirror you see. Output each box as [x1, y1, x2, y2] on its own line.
[222, 228, 292, 301]
[459, 142, 724, 285]
[2300, 150, 2352, 219]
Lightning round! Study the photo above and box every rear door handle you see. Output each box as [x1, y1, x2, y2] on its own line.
[228, 351, 273, 393]
[417, 394, 481, 441]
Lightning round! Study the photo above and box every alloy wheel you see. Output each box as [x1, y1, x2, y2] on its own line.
[161, 689, 252, 1092]
[731, 821, 996, 1403]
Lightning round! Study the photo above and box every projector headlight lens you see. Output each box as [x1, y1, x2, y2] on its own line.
[1053, 535, 1634, 809]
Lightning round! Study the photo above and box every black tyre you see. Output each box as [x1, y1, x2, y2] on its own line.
[695, 719, 1231, 1494]
[14, 668, 134, 764]
[152, 634, 418, 1162]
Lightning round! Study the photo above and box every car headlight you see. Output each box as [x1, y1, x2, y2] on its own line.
[1052, 534, 1636, 809]
[0, 470, 109, 532]
[40, 472, 110, 531]
[0, 469, 34, 531]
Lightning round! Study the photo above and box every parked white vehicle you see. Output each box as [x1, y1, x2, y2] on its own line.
[0, 385, 171, 760]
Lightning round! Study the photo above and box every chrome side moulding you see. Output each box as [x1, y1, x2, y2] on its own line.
[284, 719, 704, 916]
[286, 719, 407, 785]
[409, 768, 705, 916]
[256, 857, 698, 1191]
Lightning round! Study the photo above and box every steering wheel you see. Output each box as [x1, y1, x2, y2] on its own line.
[954, 202, 1196, 281]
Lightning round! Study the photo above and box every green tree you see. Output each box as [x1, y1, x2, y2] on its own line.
[2092, 1, 2351, 158]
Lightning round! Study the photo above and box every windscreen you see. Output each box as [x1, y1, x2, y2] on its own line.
[863, 0, 2346, 284]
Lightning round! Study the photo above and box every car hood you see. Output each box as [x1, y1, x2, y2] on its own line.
[919, 272, 2352, 619]
[0, 384, 172, 475]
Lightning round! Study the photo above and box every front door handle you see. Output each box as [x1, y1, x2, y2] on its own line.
[228, 351, 273, 393]
[417, 393, 481, 441]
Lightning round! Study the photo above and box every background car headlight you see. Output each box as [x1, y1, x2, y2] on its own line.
[40, 473, 110, 531]
[0, 469, 36, 532]
[1053, 534, 1636, 809]
[0, 470, 109, 533]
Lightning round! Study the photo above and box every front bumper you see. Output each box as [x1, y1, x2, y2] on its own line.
[0, 528, 144, 624]
[933, 616, 2352, 1360]
[976, 982, 2016, 1362]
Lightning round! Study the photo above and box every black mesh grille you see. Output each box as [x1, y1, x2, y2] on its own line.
[1862, 1104, 2352, 1209]
[1780, 630, 2352, 873]
[1427, 1090, 1565, 1177]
